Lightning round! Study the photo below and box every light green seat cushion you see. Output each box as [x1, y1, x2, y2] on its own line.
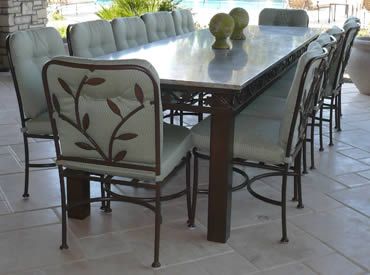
[172, 9, 195, 35]
[62, 123, 191, 181]
[258, 8, 309, 27]
[24, 112, 52, 135]
[192, 115, 286, 165]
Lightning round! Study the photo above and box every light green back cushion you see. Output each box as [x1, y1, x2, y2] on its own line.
[69, 20, 117, 58]
[280, 42, 324, 149]
[258, 8, 309, 27]
[172, 9, 195, 35]
[141, 12, 176, 42]
[111, 17, 148, 50]
[8, 27, 66, 118]
[45, 57, 162, 166]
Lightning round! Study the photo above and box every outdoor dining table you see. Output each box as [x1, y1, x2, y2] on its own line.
[80, 25, 321, 243]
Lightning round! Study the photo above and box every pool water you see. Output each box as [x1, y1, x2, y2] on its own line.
[96, 0, 286, 12]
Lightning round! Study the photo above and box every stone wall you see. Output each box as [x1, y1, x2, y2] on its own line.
[0, 0, 47, 71]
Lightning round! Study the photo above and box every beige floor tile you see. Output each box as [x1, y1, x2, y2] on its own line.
[10, 142, 56, 162]
[330, 185, 370, 217]
[0, 146, 10, 155]
[0, 170, 61, 212]
[155, 252, 257, 275]
[333, 173, 370, 188]
[6, 270, 45, 275]
[0, 224, 83, 274]
[0, 154, 23, 175]
[333, 129, 370, 152]
[251, 263, 317, 275]
[359, 158, 370, 165]
[42, 252, 155, 275]
[78, 232, 130, 259]
[304, 253, 365, 275]
[0, 201, 12, 215]
[59, 199, 188, 239]
[194, 184, 313, 230]
[315, 151, 369, 177]
[290, 207, 370, 270]
[338, 148, 370, 160]
[228, 221, 332, 270]
[0, 209, 59, 233]
[118, 220, 233, 267]
[0, 124, 25, 146]
[358, 170, 370, 180]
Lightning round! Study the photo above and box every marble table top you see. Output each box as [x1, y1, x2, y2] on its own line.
[99, 25, 321, 91]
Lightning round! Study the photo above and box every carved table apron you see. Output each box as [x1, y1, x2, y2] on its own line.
[93, 25, 321, 243]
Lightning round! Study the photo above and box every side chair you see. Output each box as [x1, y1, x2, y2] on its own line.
[42, 56, 193, 268]
[141, 11, 177, 42]
[259, 8, 309, 27]
[6, 27, 66, 197]
[191, 42, 328, 242]
[172, 9, 196, 35]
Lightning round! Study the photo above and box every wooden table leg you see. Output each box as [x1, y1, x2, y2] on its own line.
[207, 107, 234, 243]
[66, 169, 91, 220]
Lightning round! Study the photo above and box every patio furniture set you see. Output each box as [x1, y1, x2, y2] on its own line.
[5, 8, 360, 268]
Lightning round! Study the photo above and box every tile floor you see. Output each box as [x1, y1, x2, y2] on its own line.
[0, 71, 369, 275]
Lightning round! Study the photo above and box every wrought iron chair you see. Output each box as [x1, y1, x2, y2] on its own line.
[191, 42, 328, 242]
[111, 17, 149, 51]
[141, 11, 177, 42]
[259, 8, 309, 27]
[6, 27, 66, 197]
[67, 19, 117, 57]
[322, 20, 360, 137]
[42, 57, 193, 268]
[241, 34, 337, 172]
[172, 9, 195, 35]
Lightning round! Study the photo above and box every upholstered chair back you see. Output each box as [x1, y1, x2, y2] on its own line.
[280, 42, 327, 158]
[141, 12, 176, 42]
[342, 20, 360, 67]
[67, 20, 117, 57]
[111, 17, 149, 50]
[258, 8, 309, 27]
[7, 27, 66, 119]
[43, 57, 163, 174]
[172, 9, 195, 35]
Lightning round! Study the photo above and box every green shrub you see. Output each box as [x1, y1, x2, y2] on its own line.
[96, 0, 181, 20]
[57, 25, 67, 39]
[50, 10, 66, 21]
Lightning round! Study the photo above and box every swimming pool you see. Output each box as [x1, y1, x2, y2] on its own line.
[96, 0, 286, 12]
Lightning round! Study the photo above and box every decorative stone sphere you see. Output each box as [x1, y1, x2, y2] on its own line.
[209, 13, 235, 49]
[229, 8, 249, 40]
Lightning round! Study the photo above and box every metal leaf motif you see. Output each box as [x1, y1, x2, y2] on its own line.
[113, 150, 127, 162]
[52, 94, 60, 113]
[116, 133, 138, 141]
[82, 113, 89, 131]
[75, 142, 95, 150]
[107, 99, 121, 117]
[58, 78, 73, 95]
[86, 78, 105, 86]
[135, 84, 144, 104]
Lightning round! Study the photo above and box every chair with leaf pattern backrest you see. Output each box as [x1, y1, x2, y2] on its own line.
[6, 27, 66, 197]
[42, 56, 193, 268]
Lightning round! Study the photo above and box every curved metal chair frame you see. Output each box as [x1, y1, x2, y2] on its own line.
[6, 36, 57, 198]
[192, 49, 328, 242]
[66, 24, 74, 56]
[42, 59, 193, 268]
[321, 24, 360, 145]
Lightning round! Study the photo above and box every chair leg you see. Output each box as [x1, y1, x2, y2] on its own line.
[329, 96, 334, 146]
[319, 105, 324, 152]
[310, 115, 315, 170]
[23, 135, 30, 198]
[189, 149, 199, 228]
[180, 110, 184, 126]
[104, 181, 112, 213]
[296, 150, 304, 209]
[152, 187, 161, 268]
[337, 92, 342, 131]
[58, 167, 69, 250]
[100, 175, 106, 211]
[302, 134, 308, 174]
[280, 170, 289, 243]
[185, 152, 192, 224]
